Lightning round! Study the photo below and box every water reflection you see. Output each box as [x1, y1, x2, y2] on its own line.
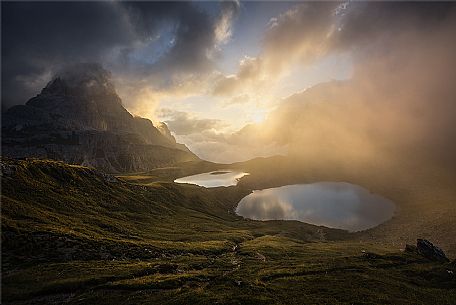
[174, 170, 249, 188]
[236, 182, 395, 232]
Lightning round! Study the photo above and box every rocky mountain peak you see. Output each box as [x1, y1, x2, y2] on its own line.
[2, 63, 198, 172]
[40, 63, 116, 97]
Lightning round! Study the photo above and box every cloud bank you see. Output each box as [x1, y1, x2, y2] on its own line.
[1, 1, 239, 110]
[232, 2, 456, 174]
[3, 2, 456, 169]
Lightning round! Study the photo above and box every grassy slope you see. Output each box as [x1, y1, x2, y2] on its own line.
[116, 155, 456, 257]
[231, 156, 456, 257]
[116, 160, 222, 185]
[116, 156, 456, 257]
[1, 159, 455, 304]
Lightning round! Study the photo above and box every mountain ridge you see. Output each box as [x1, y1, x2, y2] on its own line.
[1, 63, 198, 172]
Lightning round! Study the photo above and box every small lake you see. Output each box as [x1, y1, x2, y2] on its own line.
[236, 182, 395, 232]
[174, 170, 249, 188]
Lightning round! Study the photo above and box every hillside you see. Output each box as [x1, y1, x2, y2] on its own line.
[115, 154, 456, 258]
[1, 64, 197, 173]
[231, 156, 456, 258]
[2, 158, 455, 304]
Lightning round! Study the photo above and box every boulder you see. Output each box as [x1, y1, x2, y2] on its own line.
[416, 239, 449, 262]
[404, 244, 417, 253]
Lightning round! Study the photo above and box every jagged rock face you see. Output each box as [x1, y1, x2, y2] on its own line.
[2, 63, 198, 172]
[416, 239, 449, 262]
[155, 122, 175, 142]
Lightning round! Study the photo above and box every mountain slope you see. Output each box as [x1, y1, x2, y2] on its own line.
[1, 63, 198, 172]
[2, 158, 455, 304]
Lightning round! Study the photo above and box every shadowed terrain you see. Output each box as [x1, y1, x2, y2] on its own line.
[2, 158, 455, 304]
[1, 64, 197, 173]
[117, 154, 456, 258]
[2, 2, 456, 304]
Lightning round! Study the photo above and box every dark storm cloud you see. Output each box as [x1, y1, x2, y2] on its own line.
[1, 1, 235, 108]
[119, 2, 221, 75]
[2, 2, 132, 107]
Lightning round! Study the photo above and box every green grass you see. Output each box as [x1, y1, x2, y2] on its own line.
[116, 160, 222, 184]
[3, 240, 455, 304]
[2, 158, 455, 304]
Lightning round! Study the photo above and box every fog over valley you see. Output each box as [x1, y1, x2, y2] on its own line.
[2, 2, 456, 304]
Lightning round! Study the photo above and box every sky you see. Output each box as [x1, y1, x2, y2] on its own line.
[2, 1, 456, 164]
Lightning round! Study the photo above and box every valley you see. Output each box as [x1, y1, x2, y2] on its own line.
[2, 4, 456, 302]
[2, 158, 455, 304]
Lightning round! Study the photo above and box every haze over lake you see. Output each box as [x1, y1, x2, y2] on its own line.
[236, 182, 396, 232]
[174, 171, 249, 188]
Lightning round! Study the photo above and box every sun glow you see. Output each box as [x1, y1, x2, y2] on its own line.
[250, 110, 268, 124]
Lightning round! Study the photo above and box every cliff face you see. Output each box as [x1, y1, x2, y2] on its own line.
[2, 63, 198, 172]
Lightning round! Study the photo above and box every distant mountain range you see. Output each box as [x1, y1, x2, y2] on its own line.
[1, 63, 198, 172]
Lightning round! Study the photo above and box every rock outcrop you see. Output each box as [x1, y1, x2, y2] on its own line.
[404, 239, 450, 262]
[2, 63, 198, 172]
[416, 239, 450, 262]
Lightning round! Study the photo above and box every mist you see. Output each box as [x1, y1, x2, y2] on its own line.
[229, 2, 456, 182]
[2, 1, 456, 174]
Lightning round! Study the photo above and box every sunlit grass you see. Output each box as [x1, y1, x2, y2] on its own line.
[2, 158, 455, 304]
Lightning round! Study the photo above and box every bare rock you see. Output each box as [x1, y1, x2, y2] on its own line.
[2, 63, 198, 173]
[404, 244, 417, 253]
[416, 239, 449, 262]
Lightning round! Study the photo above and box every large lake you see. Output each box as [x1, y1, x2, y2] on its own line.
[236, 182, 395, 232]
[174, 170, 249, 188]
